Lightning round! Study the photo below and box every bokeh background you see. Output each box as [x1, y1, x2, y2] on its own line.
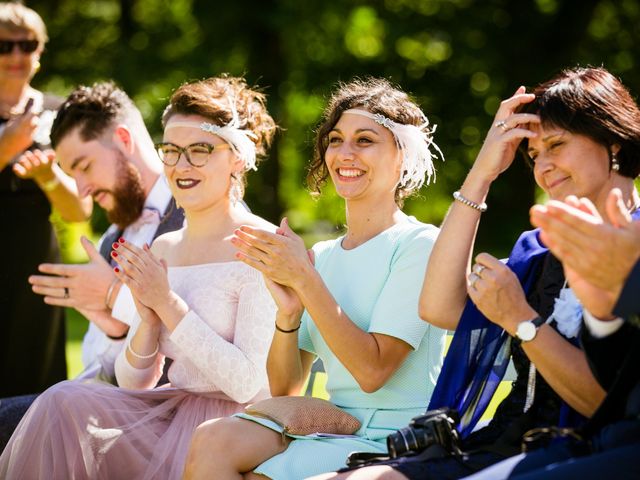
[22, 0, 640, 374]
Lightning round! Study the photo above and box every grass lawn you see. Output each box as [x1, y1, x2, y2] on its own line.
[65, 308, 87, 378]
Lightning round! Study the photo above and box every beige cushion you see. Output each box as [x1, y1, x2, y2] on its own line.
[245, 396, 361, 436]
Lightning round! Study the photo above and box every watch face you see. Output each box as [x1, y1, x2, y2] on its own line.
[517, 321, 537, 342]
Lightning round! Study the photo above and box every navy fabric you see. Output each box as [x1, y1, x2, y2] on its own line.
[507, 421, 640, 480]
[428, 229, 549, 437]
[383, 449, 505, 480]
[0, 394, 37, 452]
[614, 260, 640, 318]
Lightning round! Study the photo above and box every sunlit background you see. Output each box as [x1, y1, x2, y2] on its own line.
[23, 0, 640, 375]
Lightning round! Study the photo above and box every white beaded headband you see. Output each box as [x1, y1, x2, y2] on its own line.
[343, 108, 443, 189]
[165, 111, 258, 171]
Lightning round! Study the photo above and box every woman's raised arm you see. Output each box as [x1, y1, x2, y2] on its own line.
[420, 87, 539, 330]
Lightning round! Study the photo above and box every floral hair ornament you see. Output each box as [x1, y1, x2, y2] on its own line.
[164, 105, 258, 171]
[343, 108, 443, 190]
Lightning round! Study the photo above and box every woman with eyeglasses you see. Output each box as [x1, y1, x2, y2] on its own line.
[0, 76, 278, 480]
[0, 2, 91, 399]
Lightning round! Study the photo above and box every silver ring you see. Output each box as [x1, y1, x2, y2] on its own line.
[495, 120, 508, 132]
[63, 287, 69, 299]
[473, 264, 486, 277]
[469, 273, 479, 289]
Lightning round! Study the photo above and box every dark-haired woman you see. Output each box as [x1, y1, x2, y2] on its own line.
[314, 67, 640, 479]
[182, 78, 447, 480]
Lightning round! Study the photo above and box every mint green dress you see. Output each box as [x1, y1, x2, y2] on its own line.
[237, 216, 447, 479]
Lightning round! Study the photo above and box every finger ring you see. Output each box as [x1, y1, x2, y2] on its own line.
[494, 120, 508, 132]
[473, 264, 486, 277]
[63, 287, 69, 299]
[469, 273, 479, 289]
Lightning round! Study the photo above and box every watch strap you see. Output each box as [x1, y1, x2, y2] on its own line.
[531, 315, 545, 327]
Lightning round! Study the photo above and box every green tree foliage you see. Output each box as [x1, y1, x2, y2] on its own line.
[27, 0, 640, 254]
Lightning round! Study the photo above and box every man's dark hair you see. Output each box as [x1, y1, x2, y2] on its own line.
[50, 82, 136, 149]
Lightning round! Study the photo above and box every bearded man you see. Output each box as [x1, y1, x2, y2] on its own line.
[0, 82, 184, 449]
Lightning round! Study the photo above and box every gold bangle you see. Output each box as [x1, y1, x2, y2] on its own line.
[105, 278, 120, 310]
[39, 176, 60, 192]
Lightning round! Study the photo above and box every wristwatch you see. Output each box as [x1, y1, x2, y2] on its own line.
[515, 315, 545, 342]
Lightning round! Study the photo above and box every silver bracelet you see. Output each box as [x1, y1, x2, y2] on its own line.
[127, 340, 159, 360]
[453, 191, 487, 212]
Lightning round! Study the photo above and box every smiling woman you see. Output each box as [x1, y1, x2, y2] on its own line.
[353, 67, 640, 480]
[181, 78, 447, 480]
[0, 76, 280, 480]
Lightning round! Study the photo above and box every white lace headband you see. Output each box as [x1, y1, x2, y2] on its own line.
[343, 108, 443, 189]
[165, 115, 258, 171]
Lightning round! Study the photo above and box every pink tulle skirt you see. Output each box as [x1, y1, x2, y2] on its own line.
[0, 380, 244, 479]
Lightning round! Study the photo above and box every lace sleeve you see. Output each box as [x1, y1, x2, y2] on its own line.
[170, 271, 276, 403]
[114, 321, 165, 389]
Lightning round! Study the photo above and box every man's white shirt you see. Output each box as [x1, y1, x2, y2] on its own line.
[79, 176, 177, 379]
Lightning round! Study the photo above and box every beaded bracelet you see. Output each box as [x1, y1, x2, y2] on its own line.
[453, 191, 488, 212]
[275, 322, 301, 334]
[128, 341, 159, 360]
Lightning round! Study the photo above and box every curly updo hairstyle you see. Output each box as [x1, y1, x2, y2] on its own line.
[162, 76, 276, 160]
[309, 77, 430, 206]
[162, 76, 276, 201]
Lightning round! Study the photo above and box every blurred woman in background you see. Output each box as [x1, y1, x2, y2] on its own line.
[0, 1, 90, 399]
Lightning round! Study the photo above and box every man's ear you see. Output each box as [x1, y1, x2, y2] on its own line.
[112, 124, 135, 155]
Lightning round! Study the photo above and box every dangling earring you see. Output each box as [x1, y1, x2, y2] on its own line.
[229, 174, 243, 205]
[612, 152, 620, 172]
[33, 60, 41, 73]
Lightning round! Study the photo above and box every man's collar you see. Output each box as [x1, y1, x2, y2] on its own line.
[145, 175, 172, 215]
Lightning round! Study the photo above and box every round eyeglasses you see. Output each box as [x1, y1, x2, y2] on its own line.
[155, 142, 231, 167]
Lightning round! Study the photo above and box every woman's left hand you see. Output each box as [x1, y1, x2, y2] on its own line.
[12, 149, 55, 181]
[467, 253, 538, 334]
[232, 217, 314, 290]
[111, 240, 171, 310]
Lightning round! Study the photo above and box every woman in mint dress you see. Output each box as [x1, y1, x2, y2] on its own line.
[182, 78, 447, 480]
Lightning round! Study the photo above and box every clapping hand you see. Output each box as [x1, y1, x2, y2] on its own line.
[12, 149, 57, 185]
[0, 105, 38, 164]
[29, 236, 115, 310]
[111, 239, 170, 312]
[530, 189, 640, 319]
[232, 217, 314, 290]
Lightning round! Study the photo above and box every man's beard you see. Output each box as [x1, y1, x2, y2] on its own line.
[100, 153, 147, 229]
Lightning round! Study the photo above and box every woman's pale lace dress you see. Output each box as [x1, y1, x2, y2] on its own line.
[0, 261, 275, 480]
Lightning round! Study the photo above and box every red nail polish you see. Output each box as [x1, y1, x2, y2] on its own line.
[118, 237, 125, 244]
[112, 242, 119, 249]
[111, 251, 118, 257]
[114, 267, 120, 273]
